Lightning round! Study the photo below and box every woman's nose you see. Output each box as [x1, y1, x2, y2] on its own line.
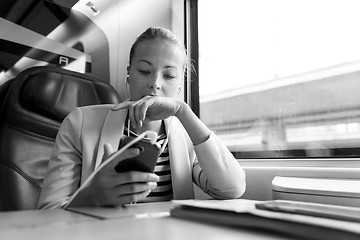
[149, 83, 160, 90]
[148, 75, 161, 90]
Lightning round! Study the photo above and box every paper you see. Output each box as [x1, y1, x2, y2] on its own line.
[172, 199, 256, 212]
[67, 201, 173, 219]
[170, 199, 360, 239]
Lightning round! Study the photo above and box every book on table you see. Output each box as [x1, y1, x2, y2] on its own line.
[169, 199, 360, 240]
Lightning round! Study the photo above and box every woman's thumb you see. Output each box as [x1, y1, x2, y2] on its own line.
[103, 143, 114, 161]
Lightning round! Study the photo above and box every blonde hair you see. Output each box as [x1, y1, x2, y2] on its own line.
[129, 27, 187, 67]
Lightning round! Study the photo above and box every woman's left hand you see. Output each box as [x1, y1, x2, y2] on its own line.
[112, 96, 184, 127]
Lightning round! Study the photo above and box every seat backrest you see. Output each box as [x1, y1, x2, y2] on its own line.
[0, 66, 121, 211]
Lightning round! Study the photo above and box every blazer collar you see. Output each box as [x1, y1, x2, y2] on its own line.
[95, 106, 127, 169]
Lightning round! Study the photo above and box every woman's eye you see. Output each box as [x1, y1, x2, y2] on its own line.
[164, 74, 176, 79]
[139, 70, 150, 75]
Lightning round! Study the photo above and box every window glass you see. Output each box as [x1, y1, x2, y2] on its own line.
[198, 0, 360, 158]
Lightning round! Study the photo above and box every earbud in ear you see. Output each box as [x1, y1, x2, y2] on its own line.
[125, 75, 130, 99]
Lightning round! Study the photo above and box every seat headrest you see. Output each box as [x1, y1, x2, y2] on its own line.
[19, 69, 119, 121]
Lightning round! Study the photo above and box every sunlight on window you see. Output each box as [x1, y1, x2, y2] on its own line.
[198, 0, 360, 157]
[287, 123, 360, 142]
[199, 0, 360, 97]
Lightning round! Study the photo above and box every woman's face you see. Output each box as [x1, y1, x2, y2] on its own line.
[127, 38, 185, 101]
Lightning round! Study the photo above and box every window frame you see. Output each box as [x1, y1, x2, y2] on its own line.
[184, 0, 200, 117]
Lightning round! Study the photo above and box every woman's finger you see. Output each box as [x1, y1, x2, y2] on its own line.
[103, 143, 114, 160]
[139, 99, 150, 121]
[116, 171, 159, 184]
[115, 190, 152, 205]
[111, 101, 133, 111]
[116, 181, 157, 195]
[132, 102, 143, 127]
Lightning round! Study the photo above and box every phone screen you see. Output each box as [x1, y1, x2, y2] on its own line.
[114, 136, 161, 173]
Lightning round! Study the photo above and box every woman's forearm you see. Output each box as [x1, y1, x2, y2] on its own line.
[176, 102, 212, 146]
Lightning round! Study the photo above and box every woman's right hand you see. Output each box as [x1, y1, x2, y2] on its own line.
[69, 144, 159, 207]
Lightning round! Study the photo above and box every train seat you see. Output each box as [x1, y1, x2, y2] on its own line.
[0, 66, 121, 211]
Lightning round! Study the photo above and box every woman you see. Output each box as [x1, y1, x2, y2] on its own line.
[38, 27, 246, 209]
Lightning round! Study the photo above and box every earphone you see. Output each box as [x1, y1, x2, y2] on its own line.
[125, 75, 130, 99]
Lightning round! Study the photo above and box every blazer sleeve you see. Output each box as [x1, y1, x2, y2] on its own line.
[192, 132, 246, 199]
[38, 108, 84, 209]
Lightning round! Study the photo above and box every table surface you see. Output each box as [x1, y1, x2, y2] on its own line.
[0, 200, 341, 240]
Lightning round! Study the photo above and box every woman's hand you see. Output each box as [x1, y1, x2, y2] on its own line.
[113, 96, 185, 128]
[112, 95, 212, 145]
[71, 144, 159, 207]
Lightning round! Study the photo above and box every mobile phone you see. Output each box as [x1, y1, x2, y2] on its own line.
[114, 136, 161, 173]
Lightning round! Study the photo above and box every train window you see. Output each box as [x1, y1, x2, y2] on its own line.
[197, 0, 360, 158]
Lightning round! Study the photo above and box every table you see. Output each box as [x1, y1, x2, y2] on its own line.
[0, 201, 299, 240]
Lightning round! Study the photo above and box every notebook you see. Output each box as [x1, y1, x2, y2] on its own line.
[255, 200, 360, 223]
[170, 199, 360, 240]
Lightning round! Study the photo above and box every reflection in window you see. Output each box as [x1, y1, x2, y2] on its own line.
[198, 0, 360, 158]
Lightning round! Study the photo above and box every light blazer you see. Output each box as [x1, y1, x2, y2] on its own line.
[38, 104, 246, 209]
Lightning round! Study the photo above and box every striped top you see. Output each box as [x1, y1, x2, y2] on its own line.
[123, 125, 173, 202]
